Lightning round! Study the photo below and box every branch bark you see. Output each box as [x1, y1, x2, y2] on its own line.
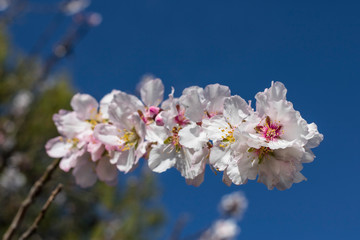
[2, 158, 60, 240]
[19, 183, 63, 240]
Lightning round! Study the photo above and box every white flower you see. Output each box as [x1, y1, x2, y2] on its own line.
[94, 86, 155, 173]
[225, 82, 323, 190]
[0, 167, 26, 191]
[11, 90, 33, 116]
[147, 123, 209, 186]
[61, 0, 91, 16]
[0, 0, 10, 12]
[148, 85, 231, 185]
[46, 92, 118, 186]
[219, 191, 248, 219]
[200, 219, 240, 240]
[202, 95, 255, 185]
[94, 114, 146, 173]
[146, 86, 214, 186]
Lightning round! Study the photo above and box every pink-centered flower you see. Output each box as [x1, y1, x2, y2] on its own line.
[224, 82, 323, 190]
[146, 98, 209, 186]
[46, 92, 119, 187]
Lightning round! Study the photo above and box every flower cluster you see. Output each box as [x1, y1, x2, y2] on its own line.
[46, 79, 323, 190]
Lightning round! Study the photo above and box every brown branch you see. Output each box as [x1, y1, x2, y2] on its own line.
[2, 158, 60, 240]
[19, 183, 63, 240]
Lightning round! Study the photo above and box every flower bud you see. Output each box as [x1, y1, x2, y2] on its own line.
[155, 115, 164, 126]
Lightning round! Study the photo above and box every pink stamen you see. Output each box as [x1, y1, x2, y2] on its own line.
[255, 116, 282, 142]
[175, 105, 190, 126]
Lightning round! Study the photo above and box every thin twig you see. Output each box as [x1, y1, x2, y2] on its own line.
[19, 183, 63, 240]
[2, 158, 60, 240]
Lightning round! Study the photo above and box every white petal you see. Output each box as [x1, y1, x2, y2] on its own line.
[227, 153, 257, 185]
[99, 90, 120, 119]
[204, 84, 231, 114]
[302, 148, 315, 163]
[246, 133, 297, 150]
[223, 95, 251, 127]
[87, 141, 104, 161]
[145, 123, 169, 143]
[257, 148, 306, 190]
[114, 149, 136, 173]
[111, 91, 144, 118]
[148, 144, 176, 173]
[140, 78, 164, 107]
[135, 141, 147, 163]
[178, 122, 208, 150]
[209, 147, 231, 171]
[93, 124, 120, 146]
[202, 116, 229, 141]
[45, 137, 71, 158]
[176, 148, 208, 179]
[255, 81, 287, 115]
[180, 87, 206, 122]
[53, 111, 90, 138]
[96, 157, 118, 182]
[71, 93, 99, 120]
[222, 170, 232, 186]
[59, 148, 86, 172]
[226, 161, 244, 185]
[305, 123, 324, 148]
[72, 154, 97, 188]
[133, 114, 146, 139]
[186, 171, 205, 187]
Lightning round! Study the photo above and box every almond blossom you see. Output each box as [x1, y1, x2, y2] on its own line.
[224, 82, 323, 190]
[201, 95, 255, 185]
[147, 89, 210, 186]
[46, 92, 118, 187]
[93, 78, 164, 173]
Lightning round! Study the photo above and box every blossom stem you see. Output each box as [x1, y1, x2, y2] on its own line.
[2, 158, 60, 240]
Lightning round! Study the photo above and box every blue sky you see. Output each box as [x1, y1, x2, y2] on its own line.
[9, 0, 360, 239]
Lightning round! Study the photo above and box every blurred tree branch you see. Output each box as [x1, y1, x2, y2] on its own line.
[19, 183, 63, 240]
[2, 158, 60, 240]
[0, 2, 165, 239]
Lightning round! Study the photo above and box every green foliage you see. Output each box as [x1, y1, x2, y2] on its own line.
[0, 27, 164, 239]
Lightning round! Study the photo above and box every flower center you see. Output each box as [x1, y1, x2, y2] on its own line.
[255, 116, 283, 142]
[164, 126, 182, 152]
[248, 146, 274, 164]
[118, 128, 139, 151]
[60, 137, 80, 148]
[138, 106, 161, 125]
[219, 126, 235, 148]
[175, 105, 189, 126]
[86, 109, 107, 130]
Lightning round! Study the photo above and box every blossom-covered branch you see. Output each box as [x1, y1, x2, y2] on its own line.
[46, 79, 323, 190]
